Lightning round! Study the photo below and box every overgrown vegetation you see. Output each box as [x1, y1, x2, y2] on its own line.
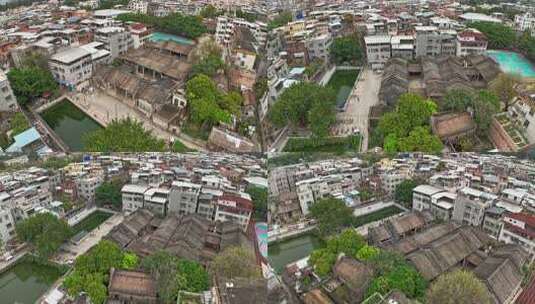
[95, 181, 123, 210]
[268, 11, 293, 30]
[83, 117, 166, 152]
[116, 13, 206, 39]
[15, 213, 71, 259]
[7, 64, 58, 105]
[246, 185, 267, 221]
[283, 135, 361, 153]
[330, 35, 364, 65]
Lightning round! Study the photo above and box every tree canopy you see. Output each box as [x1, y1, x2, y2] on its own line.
[468, 22, 516, 49]
[268, 11, 293, 30]
[330, 36, 364, 65]
[83, 117, 166, 152]
[7, 65, 58, 105]
[95, 180, 123, 210]
[63, 240, 139, 304]
[269, 82, 336, 137]
[116, 13, 206, 39]
[185, 74, 243, 130]
[246, 185, 267, 221]
[9, 112, 29, 137]
[375, 93, 442, 153]
[309, 198, 354, 236]
[394, 179, 420, 208]
[489, 73, 519, 111]
[427, 270, 491, 304]
[15, 213, 71, 258]
[210, 246, 261, 279]
[141, 251, 210, 304]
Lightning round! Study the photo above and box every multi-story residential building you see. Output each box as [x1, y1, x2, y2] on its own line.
[0, 207, 15, 249]
[499, 212, 535, 256]
[380, 171, 407, 194]
[452, 187, 496, 226]
[168, 181, 201, 215]
[413, 185, 445, 211]
[364, 35, 391, 70]
[414, 26, 456, 58]
[127, 0, 148, 13]
[0, 69, 17, 112]
[76, 174, 104, 204]
[215, 16, 267, 51]
[121, 184, 149, 214]
[456, 29, 488, 57]
[129, 23, 151, 49]
[143, 188, 169, 216]
[482, 207, 506, 239]
[390, 35, 414, 60]
[306, 33, 333, 62]
[95, 27, 133, 59]
[10, 186, 52, 221]
[214, 194, 253, 231]
[49, 47, 93, 89]
[197, 187, 221, 221]
[412, 185, 455, 220]
[515, 13, 535, 34]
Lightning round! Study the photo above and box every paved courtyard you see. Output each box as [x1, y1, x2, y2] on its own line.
[333, 68, 381, 151]
[70, 91, 206, 151]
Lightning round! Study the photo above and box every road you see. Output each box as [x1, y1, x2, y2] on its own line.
[333, 68, 381, 151]
[70, 91, 207, 151]
[53, 213, 124, 264]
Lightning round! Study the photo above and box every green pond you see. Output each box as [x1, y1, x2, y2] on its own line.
[268, 233, 323, 273]
[0, 259, 64, 303]
[41, 99, 103, 151]
[327, 69, 359, 109]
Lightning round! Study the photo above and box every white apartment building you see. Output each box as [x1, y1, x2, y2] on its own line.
[49, 47, 93, 89]
[95, 27, 134, 59]
[390, 35, 415, 60]
[0, 207, 15, 249]
[413, 185, 445, 211]
[380, 171, 408, 194]
[452, 187, 497, 226]
[364, 35, 391, 70]
[127, 0, 148, 13]
[143, 188, 169, 216]
[214, 194, 253, 231]
[515, 13, 535, 34]
[306, 33, 333, 62]
[414, 26, 456, 58]
[168, 181, 201, 215]
[10, 186, 52, 221]
[0, 70, 17, 112]
[499, 212, 535, 256]
[215, 16, 267, 50]
[121, 184, 149, 214]
[76, 174, 104, 203]
[456, 29, 488, 57]
[128, 23, 151, 49]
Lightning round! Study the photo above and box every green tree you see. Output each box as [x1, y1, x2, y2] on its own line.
[177, 260, 210, 292]
[63, 240, 133, 304]
[355, 245, 380, 261]
[473, 90, 500, 134]
[325, 229, 366, 257]
[220, 91, 243, 117]
[7, 66, 58, 105]
[329, 36, 363, 65]
[468, 21, 516, 49]
[398, 127, 443, 153]
[246, 185, 267, 221]
[191, 54, 225, 78]
[83, 117, 166, 152]
[490, 73, 518, 111]
[121, 252, 139, 270]
[268, 11, 293, 30]
[199, 4, 220, 18]
[95, 180, 123, 209]
[396, 93, 438, 130]
[394, 179, 420, 208]
[9, 112, 29, 137]
[210, 246, 261, 279]
[268, 82, 336, 137]
[142, 251, 182, 303]
[442, 89, 475, 112]
[309, 198, 354, 236]
[308, 248, 337, 277]
[116, 13, 206, 39]
[186, 74, 232, 128]
[15, 213, 71, 258]
[427, 270, 491, 304]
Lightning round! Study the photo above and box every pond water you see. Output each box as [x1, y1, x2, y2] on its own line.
[327, 70, 359, 109]
[487, 50, 535, 78]
[149, 32, 195, 45]
[40, 99, 103, 151]
[0, 259, 64, 304]
[268, 233, 323, 273]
